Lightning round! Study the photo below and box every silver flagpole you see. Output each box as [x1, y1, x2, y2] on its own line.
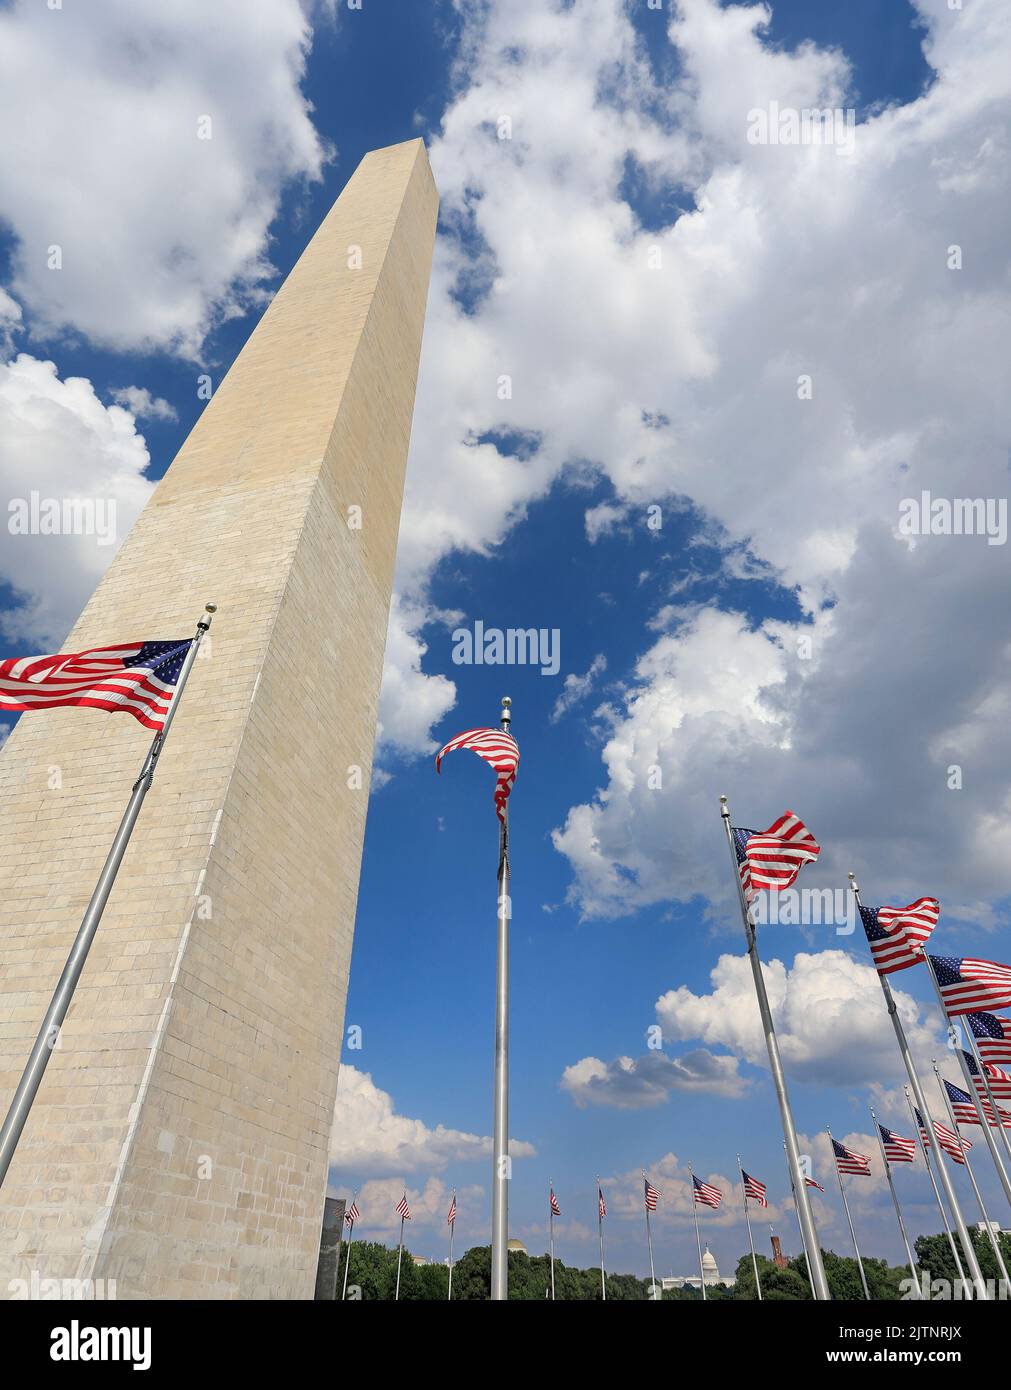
[0, 603, 216, 1190]
[903, 1085, 966, 1292]
[738, 1154, 762, 1300]
[848, 874, 989, 1298]
[490, 695, 512, 1301]
[827, 1128, 870, 1299]
[933, 1059, 1010, 1289]
[549, 1183, 555, 1302]
[643, 1173, 657, 1298]
[921, 951, 1011, 1217]
[596, 1179, 606, 1301]
[784, 1142, 812, 1280]
[341, 1216, 355, 1301]
[869, 1106, 921, 1297]
[395, 1213, 405, 1301]
[720, 797, 830, 1300]
[447, 1191, 455, 1301]
[965, 1025, 1011, 1170]
[688, 1164, 707, 1301]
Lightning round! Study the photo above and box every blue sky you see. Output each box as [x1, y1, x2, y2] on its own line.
[2, 0, 1010, 1282]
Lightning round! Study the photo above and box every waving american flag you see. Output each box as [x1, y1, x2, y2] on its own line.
[931, 955, 1011, 1016]
[962, 1049, 1011, 1101]
[732, 811, 820, 900]
[692, 1174, 722, 1208]
[742, 1170, 768, 1206]
[916, 1108, 972, 1164]
[345, 1199, 360, 1225]
[968, 1011, 1011, 1068]
[436, 727, 519, 822]
[878, 1125, 916, 1163]
[832, 1139, 871, 1176]
[643, 1176, 660, 1211]
[395, 1194, 411, 1221]
[597, 1186, 607, 1220]
[446, 1194, 457, 1226]
[859, 898, 939, 975]
[550, 1188, 561, 1217]
[0, 640, 193, 732]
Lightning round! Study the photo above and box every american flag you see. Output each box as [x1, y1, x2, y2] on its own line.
[832, 1139, 871, 1176]
[742, 1170, 768, 1207]
[692, 1174, 722, 1208]
[447, 1194, 457, 1225]
[550, 1188, 561, 1217]
[962, 1048, 1011, 1100]
[805, 1175, 826, 1192]
[598, 1186, 606, 1220]
[732, 811, 820, 901]
[0, 640, 193, 732]
[436, 727, 520, 822]
[345, 1200, 360, 1225]
[858, 899, 939, 975]
[943, 1077, 1011, 1128]
[644, 1176, 660, 1211]
[396, 1194, 411, 1220]
[930, 955, 1011, 1016]
[967, 1011, 1011, 1068]
[916, 1107, 971, 1164]
[878, 1124, 917, 1163]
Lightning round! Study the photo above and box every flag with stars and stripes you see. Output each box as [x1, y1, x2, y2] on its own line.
[967, 1011, 1011, 1068]
[805, 1175, 826, 1192]
[446, 1194, 457, 1225]
[832, 1139, 871, 1176]
[396, 1194, 411, 1220]
[644, 1176, 660, 1211]
[692, 1174, 722, 1208]
[598, 1186, 607, 1220]
[345, 1200, 360, 1225]
[742, 1170, 768, 1206]
[0, 640, 193, 732]
[916, 1108, 971, 1164]
[943, 1078, 1011, 1128]
[550, 1188, 561, 1217]
[878, 1125, 916, 1163]
[858, 898, 939, 975]
[962, 1048, 1011, 1100]
[930, 955, 1011, 1016]
[436, 727, 519, 823]
[732, 812, 820, 901]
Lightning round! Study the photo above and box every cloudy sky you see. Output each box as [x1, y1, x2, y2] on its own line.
[2, 0, 1010, 1280]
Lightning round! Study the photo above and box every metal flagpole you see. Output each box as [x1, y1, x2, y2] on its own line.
[395, 1213, 406, 1301]
[596, 1179, 606, 1301]
[784, 1142, 813, 1280]
[549, 1183, 555, 1302]
[738, 1154, 762, 1300]
[903, 1084, 966, 1292]
[643, 1172, 657, 1299]
[341, 1213, 355, 1301]
[490, 695, 512, 1301]
[848, 874, 989, 1299]
[720, 797, 830, 1301]
[688, 1164, 707, 1302]
[0, 603, 216, 1191]
[921, 951, 1011, 1218]
[869, 1106, 921, 1297]
[965, 1025, 1011, 1170]
[827, 1128, 870, 1300]
[447, 1192, 455, 1301]
[933, 1059, 1010, 1289]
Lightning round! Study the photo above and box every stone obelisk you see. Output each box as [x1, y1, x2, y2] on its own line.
[0, 139, 438, 1298]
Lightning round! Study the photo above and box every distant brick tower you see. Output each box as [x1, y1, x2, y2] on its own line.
[0, 140, 438, 1298]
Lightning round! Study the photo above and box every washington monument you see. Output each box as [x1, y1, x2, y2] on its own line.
[0, 140, 438, 1298]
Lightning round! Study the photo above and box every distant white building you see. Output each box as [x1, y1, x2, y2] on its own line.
[662, 1244, 736, 1291]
